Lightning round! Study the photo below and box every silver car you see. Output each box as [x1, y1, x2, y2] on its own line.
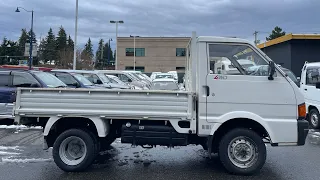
[52, 70, 130, 89]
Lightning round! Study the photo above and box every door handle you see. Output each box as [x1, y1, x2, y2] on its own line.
[304, 89, 307, 91]
[204, 86, 210, 96]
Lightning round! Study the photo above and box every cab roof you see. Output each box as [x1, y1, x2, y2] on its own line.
[197, 36, 252, 44]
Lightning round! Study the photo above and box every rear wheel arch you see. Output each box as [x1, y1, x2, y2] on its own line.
[45, 116, 109, 147]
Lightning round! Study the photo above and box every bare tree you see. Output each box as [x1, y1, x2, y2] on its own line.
[57, 48, 73, 69]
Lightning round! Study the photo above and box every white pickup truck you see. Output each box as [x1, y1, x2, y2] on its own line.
[13, 32, 309, 175]
[300, 61, 320, 129]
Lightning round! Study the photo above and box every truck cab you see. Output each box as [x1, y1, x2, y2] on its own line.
[300, 61, 320, 128]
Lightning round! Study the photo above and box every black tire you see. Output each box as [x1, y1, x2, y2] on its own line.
[53, 129, 96, 172]
[81, 129, 100, 157]
[218, 128, 266, 175]
[309, 109, 320, 129]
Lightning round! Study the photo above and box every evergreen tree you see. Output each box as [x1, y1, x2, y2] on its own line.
[82, 38, 93, 59]
[27, 29, 37, 43]
[266, 26, 286, 41]
[17, 29, 28, 56]
[67, 35, 74, 50]
[56, 26, 67, 50]
[43, 28, 57, 64]
[0, 38, 19, 65]
[103, 42, 114, 66]
[95, 39, 104, 69]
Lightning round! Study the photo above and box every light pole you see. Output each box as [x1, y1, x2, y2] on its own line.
[130, 35, 139, 71]
[107, 38, 113, 68]
[15, 7, 34, 70]
[73, 0, 79, 70]
[110, 20, 124, 70]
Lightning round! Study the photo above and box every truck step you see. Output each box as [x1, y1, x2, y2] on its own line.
[121, 124, 188, 146]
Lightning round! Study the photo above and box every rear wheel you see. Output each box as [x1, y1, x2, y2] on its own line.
[309, 109, 320, 129]
[218, 128, 266, 175]
[53, 129, 96, 172]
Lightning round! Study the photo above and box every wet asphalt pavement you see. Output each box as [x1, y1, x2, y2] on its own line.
[0, 127, 320, 180]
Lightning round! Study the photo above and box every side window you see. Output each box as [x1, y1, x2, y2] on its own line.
[82, 74, 93, 83]
[91, 75, 100, 84]
[0, 74, 10, 87]
[306, 66, 320, 86]
[208, 44, 269, 76]
[119, 74, 129, 82]
[12, 73, 39, 87]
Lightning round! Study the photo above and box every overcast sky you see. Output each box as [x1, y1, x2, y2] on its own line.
[1, 0, 320, 51]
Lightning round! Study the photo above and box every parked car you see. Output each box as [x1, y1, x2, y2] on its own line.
[49, 71, 100, 88]
[247, 65, 299, 86]
[151, 79, 180, 91]
[105, 75, 132, 89]
[125, 71, 152, 84]
[153, 73, 178, 83]
[150, 72, 161, 80]
[0, 69, 67, 121]
[52, 70, 130, 89]
[96, 70, 149, 90]
[123, 70, 152, 87]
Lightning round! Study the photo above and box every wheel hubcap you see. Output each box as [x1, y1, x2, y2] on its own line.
[228, 137, 258, 169]
[59, 136, 87, 166]
[311, 113, 319, 127]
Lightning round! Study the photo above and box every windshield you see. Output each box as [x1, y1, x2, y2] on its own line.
[33, 72, 67, 88]
[155, 74, 174, 79]
[54, 73, 78, 86]
[152, 81, 179, 90]
[130, 73, 143, 80]
[283, 69, 298, 83]
[109, 76, 126, 85]
[73, 74, 93, 86]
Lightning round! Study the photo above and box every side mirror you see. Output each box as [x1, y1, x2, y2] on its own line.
[316, 82, 320, 89]
[73, 82, 81, 88]
[127, 79, 132, 83]
[30, 83, 40, 88]
[268, 61, 276, 80]
[96, 79, 103, 84]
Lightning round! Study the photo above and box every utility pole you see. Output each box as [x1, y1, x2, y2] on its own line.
[73, 0, 78, 70]
[253, 31, 259, 45]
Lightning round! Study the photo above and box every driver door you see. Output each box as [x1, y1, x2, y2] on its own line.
[205, 43, 297, 125]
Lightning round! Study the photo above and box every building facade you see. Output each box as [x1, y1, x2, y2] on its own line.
[117, 37, 190, 73]
[258, 34, 320, 76]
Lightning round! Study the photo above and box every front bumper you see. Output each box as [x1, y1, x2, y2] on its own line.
[297, 119, 309, 146]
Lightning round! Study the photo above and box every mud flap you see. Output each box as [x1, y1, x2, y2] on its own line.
[207, 135, 214, 158]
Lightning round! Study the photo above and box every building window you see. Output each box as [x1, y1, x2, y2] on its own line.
[125, 66, 145, 72]
[176, 67, 185, 71]
[125, 48, 145, 56]
[176, 48, 186, 56]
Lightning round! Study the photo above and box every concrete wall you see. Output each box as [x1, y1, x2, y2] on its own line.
[117, 37, 190, 72]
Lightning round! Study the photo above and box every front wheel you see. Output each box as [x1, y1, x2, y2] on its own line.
[309, 109, 320, 129]
[218, 128, 266, 175]
[52, 129, 96, 172]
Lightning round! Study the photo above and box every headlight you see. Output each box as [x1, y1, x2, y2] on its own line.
[134, 86, 142, 90]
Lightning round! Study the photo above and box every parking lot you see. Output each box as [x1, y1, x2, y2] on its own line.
[0, 126, 319, 180]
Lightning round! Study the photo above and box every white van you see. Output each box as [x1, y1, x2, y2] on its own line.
[300, 61, 320, 128]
